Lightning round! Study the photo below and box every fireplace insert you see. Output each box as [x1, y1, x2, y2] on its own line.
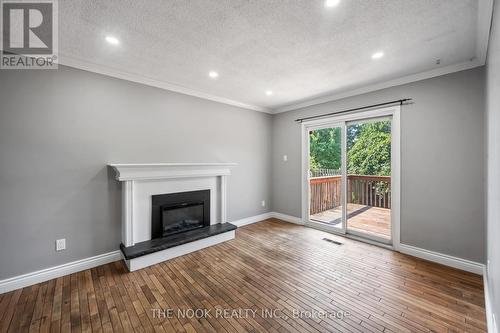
[161, 201, 204, 236]
[151, 190, 210, 239]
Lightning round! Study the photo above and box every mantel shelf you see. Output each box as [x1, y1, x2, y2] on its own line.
[108, 162, 237, 181]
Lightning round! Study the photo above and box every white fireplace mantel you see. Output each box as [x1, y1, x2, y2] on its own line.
[109, 163, 237, 249]
[109, 163, 237, 181]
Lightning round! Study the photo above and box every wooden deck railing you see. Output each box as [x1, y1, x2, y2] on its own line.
[348, 175, 391, 209]
[310, 176, 342, 215]
[309, 174, 391, 215]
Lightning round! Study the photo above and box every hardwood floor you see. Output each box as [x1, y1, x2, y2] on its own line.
[0, 219, 486, 333]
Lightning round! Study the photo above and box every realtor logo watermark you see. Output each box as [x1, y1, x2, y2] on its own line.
[1, 0, 58, 69]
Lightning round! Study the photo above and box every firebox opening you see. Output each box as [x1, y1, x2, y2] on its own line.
[161, 201, 204, 237]
[151, 189, 210, 239]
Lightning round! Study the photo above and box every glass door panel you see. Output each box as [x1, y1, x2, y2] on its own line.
[346, 117, 392, 243]
[308, 125, 346, 232]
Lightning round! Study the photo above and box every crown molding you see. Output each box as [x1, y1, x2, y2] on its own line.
[58, 54, 271, 114]
[272, 59, 483, 113]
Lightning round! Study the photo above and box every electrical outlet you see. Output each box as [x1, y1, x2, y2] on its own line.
[56, 238, 66, 251]
[283, 155, 288, 162]
[261, 200, 266, 207]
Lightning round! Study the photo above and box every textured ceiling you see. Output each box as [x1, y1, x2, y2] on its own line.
[59, 0, 483, 112]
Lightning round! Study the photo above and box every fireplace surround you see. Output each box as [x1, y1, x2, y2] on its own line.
[109, 163, 237, 271]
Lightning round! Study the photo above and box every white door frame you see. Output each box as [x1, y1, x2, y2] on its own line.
[303, 121, 347, 234]
[301, 105, 401, 250]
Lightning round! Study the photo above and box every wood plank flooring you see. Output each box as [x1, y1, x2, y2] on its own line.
[0, 219, 486, 332]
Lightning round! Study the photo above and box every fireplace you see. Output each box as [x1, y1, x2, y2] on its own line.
[151, 190, 210, 239]
[110, 163, 236, 271]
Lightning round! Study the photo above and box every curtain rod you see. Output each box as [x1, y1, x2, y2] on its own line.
[294, 98, 412, 123]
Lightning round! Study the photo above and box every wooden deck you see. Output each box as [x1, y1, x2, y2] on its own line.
[311, 203, 391, 239]
[0, 219, 486, 333]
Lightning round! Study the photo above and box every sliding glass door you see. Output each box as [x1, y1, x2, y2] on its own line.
[346, 118, 392, 243]
[304, 107, 399, 246]
[307, 124, 346, 233]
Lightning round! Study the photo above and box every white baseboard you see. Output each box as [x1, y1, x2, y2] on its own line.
[231, 211, 304, 227]
[484, 265, 499, 333]
[0, 212, 283, 294]
[270, 212, 304, 225]
[231, 212, 273, 227]
[267, 213, 483, 276]
[234, 213, 484, 277]
[1, 215, 485, 296]
[0, 251, 122, 294]
[398, 244, 484, 275]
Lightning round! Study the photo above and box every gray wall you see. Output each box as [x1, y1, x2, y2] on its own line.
[271, 67, 485, 263]
[0, 60, 488, 281]
[0, 65, 272, 279]
[486, 0, 500, 328]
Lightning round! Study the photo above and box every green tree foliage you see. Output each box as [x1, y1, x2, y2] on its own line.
[309, 120, 391, 176]
[309, 127, 341, 170]
[347, 121, 391, 176]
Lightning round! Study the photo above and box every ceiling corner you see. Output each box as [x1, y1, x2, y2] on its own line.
[476, 0, 494, 64]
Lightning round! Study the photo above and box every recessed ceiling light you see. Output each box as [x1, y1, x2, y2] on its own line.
[208, 71, 219, 79]
[371, 51, 384, 59]
[266, 90, 273, 96]
[105, 36, 120, 45]
[325, 0, 340, 8]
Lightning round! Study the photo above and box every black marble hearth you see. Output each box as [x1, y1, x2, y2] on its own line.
[120, 223, 237, 260]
